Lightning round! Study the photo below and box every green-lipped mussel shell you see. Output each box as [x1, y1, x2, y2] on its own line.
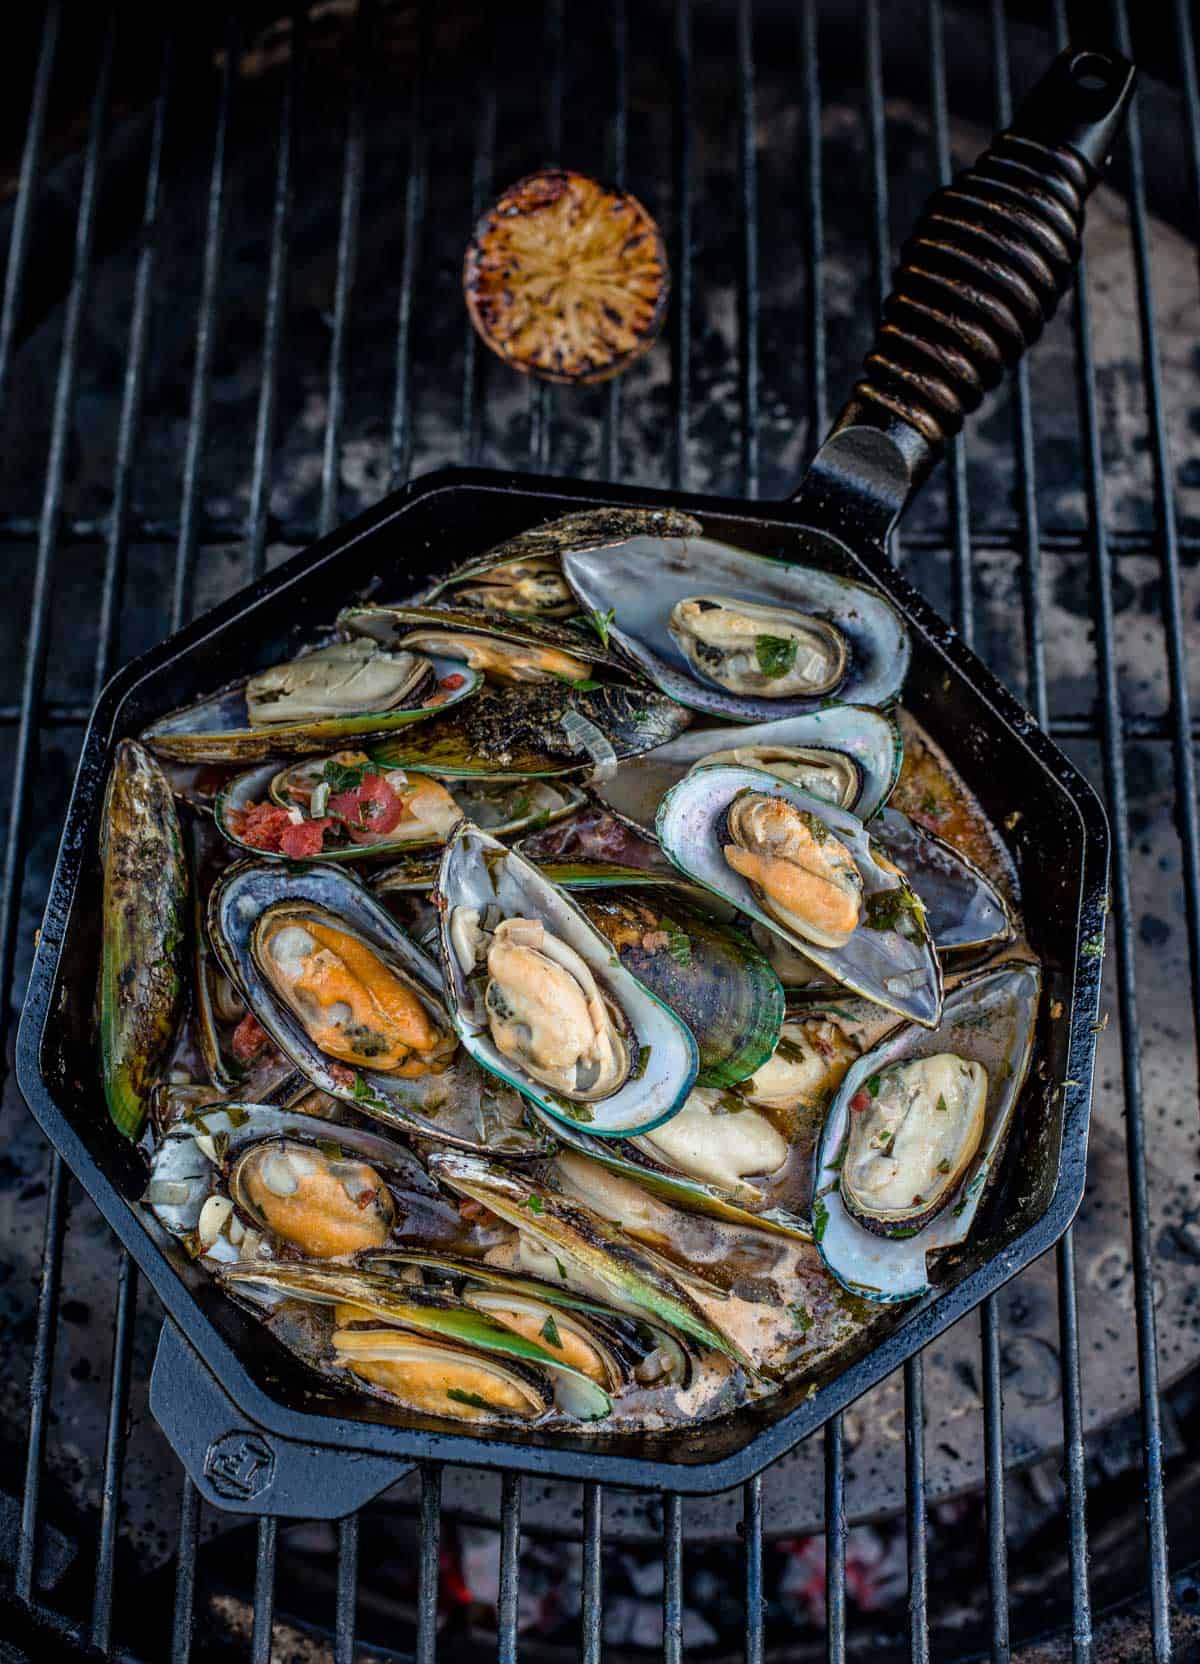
[213, 759, 585, 862]
[813, 962, 1041, 1303]
[100, 740, 190, 1136]
[594, 705, 903, 836]
[658, 765, 943, 1028]
[368, 681, 692, 780]
[427, 1152, 751, 1370]
[338, 603, 617, 679]
[869, 808, 1012, 955]
[141, 653, 481, 764]
[575, 891, 783, 1089]
[219, 1262, 612, 1420]
[436, 823, 699, 1137]
[562, 535, 910, 720]
[422, 507, 705, 619]
[207, 861, 553, 1156]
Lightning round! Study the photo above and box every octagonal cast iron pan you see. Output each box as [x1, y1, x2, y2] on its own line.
[16, 47, 1128, 1516]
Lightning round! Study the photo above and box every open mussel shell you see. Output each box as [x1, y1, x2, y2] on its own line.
[359, 1251, 693, 1389]
[594, 706, 903, 836]
[141, 645, 481, 764]
[870, 808, 1011, 955]
[208, 861, 553, 1156]
[215, 758, 584, 862]
[142, 1102, 440, 1249]
[219, 1263, 613, 1421]
[574, 890, 783, 1089]
[531, 1102, 811, 1240]
[658, 766, 943, 1028]
[100, 740, 190, 1137]
[562, 533, 909, 720]
[368, 681, 691, 781]
[372, 857, 720, 904]
[430, 1152, 755, 1372]
[339, 603, 617, 685]
[421, 507, 705, 619]
[437, 823, 699, 1137]
[812, 962, 1040, 1303]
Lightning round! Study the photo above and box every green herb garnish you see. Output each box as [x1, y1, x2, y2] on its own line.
[550, 673, 604, 693]
[813, 1197, 830, 1243]
[789, 1304, 813, 1334]
[665, 928, 692, 968]
[540, 1315, 563, 1348]
[323, 758, 368, 794]
[935, 1093, 948, 1113]
[447, 1388, 494, 1411]
[555, 1258, 568, 1281]
[1081, 934, 1105, 958]
[864, 886, 925, 939]
[755, 634, 799, 679]
[935, 1158, 952, 1174]
[866, 1074, 881, 1098]
[522, 1194, 545, 1214]
[587, 608, 615, 649]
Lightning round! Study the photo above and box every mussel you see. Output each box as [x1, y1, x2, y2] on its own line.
[438, 823, 699, 1136]
[421, 506, 704, 619]
[562, 529, 909, 719]
[100, 741, 190, 1136]
[593, 706, 901, 842]
[658, 766, 942, 1027]
[208, 861, 552, 1155]
[869, 807, 1011, 955]
[141, 641, 481, 763]
[812, 962, 1040, 1301]
[340, 604, 612, 687]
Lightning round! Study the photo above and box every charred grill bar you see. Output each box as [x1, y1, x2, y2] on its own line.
[0, 2, 1197, 1660]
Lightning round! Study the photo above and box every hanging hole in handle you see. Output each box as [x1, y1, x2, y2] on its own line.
[1068, 51, 1116, 94]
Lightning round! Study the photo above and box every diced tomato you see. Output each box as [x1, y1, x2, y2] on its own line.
[231, 801, 293, 852]
[327, 772, 404, 843]
[849, 1090, 870, 1114]
[439, 673, 467, 691]
[279, 817, 332, 858]
[231, 1013, 271, 1062]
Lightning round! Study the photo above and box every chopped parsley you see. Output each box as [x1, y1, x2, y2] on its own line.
[323, 757, 368, 794]
[550, 672, 604, 693]
[864, 886, 925, 939]
[866, 1073, 881, 1098]
[1081, 934, 1105, 958]
[587, 608, 616, 649]
[935, 1093, 948, 1113]
[935, 1158, 952, 1174]
[540, 1315, 563, 1348]
[789, 1303, 813, 1334]
[554, 1258, 568, 1281]
[813, 1197, 830, 1243]
[521, 1194, 545, 1215]
[664, 926, 693, 968]
[446, 1388, 494, 1411]
[755, 634, 799, 679]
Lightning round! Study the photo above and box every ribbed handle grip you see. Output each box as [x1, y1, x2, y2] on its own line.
[829, 47, 1135, 488]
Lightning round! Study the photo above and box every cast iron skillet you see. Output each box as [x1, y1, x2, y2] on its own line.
[16, 48, 1131, 1517]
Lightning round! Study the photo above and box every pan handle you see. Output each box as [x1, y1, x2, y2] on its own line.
[795, 46, 1135, 535]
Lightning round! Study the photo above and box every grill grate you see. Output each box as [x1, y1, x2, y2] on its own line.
[1, 2, 1197, 1659]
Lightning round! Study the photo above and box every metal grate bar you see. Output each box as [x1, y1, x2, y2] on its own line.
[0, 0, 59, 410]
[981, 1300, 1011, 1662]
[389, 0, 431, 488]
[89, 1253, 140, 1656]
[1177, 0, 1200, 220]
[16, 1153, 68, 1606]
[460, 11, 496, 467]
[825, 1417, 847, 1661]
[671, 0, 692, 492]
[744, 1473, 765, 1664]
[663, 1492, 683, 1664]
[334, 1515, 359, 1664]
[737, 0, 760, 497]
[1112, 0, 1200, 1116]
[247, 8, 304, 581]
[170, 1478, 200, 1664]
[416, 1463, 441, 1664]
[581, 1481, 603, 1664]
[320, 0, 371, 540]
[905, 1355, 929, 1664]
[250, 1516, 278, 1664]
[94, 34, 173, 697]
[801, 0, 826, 445]
[863, 0, 898, 571]
[497, 1472, 522, 1664]
[1056, 1234, 1094, 1659]
[1050, 5, 1171, 1657]
[602, 0, 628, 480]
[171, 17, 239, 631]
[528, 0, 563, 473]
